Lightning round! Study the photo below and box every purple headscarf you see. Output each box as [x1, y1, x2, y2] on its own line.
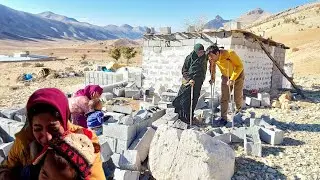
[74, 85, 103, 99]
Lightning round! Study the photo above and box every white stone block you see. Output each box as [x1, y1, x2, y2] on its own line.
[0, 142, 13, 158]
[245, 97, 261, 107]
[151, 113, 178, 129]
[104, 112, 125, 122]
[101, 92, 114, 101]
[99, 136, 114, 162]
[259, 127, 284, 145]
[102, 123, 137, 141]
[119, 115, 134, 125]
[112, 105, 133, 115]
[129, 127, 156, 162]
[257, 93, 271, 107]
[113, 169, 140, 180]
[111, 150, 141, 171]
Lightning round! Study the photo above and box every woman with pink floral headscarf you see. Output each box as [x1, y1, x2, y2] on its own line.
[69, 85, 103, 128]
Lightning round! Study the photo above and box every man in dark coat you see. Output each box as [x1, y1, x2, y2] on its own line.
[173, 43, 207, 124]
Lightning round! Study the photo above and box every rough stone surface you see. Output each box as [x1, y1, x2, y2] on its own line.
[149, 125, 182, 179]
[149, 125, 235, 180]
[129, 127, 155, 162]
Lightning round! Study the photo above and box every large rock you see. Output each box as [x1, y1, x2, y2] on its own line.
[149, 125, 235, 180]
[149, 125, 182, 179]
[170, 130, 235, 180]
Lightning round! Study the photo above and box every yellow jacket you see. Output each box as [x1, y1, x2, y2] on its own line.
[0, 122, 106, 180]
[210, 49, 244, 81]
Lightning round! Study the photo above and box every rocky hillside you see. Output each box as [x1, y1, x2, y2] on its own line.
[247, 2, 320, 76]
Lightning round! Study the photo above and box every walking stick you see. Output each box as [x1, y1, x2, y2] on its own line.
[190, 84, 194, 127]
[211, 82, 215, 125]
[227, 62, 236, 127]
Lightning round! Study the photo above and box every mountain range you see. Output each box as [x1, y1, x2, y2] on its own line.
[0, 4, 270, 41]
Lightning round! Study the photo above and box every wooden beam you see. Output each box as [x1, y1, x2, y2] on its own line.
[254, 37, 306, 99]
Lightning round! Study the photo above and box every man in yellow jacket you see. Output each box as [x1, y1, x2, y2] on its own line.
[206, 45, 244, 126]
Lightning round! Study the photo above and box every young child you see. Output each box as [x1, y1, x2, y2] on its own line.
[21, 133, 97, 180]
[86, 98, 104, 136]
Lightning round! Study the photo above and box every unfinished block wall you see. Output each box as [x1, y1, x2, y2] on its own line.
[142, 31, 286, 94]
[271, 47, 286, 90]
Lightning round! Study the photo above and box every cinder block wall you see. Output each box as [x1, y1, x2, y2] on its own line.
[142, 31, 286, 94]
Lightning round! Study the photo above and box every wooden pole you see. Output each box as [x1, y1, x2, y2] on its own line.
[254, 37, 306, 99]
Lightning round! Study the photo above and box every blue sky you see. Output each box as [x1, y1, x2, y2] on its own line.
[0, 0, 316, 30]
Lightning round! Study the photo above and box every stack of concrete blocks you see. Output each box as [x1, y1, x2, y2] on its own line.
[0, 108, 26, 123]
[118, 67, 143, 88]
[84, 71, 124, 86]
[245, 97, 261, 107]
[271, 46, 286, 90]
[142, 30, 286, 95]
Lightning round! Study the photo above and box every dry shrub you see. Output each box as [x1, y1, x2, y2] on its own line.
[292, 47, 299, 52]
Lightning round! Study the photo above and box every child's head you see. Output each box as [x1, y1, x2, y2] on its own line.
[33, 132, 97, 180]
[88, 98, 102, 111]
[39, 150, 77, 180]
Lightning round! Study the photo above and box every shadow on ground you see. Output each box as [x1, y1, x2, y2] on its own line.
[260, 115, 320, 133]
[233, 156, 286, 179]
[263, 146, 285, 157]
[281, 137, 305, 146]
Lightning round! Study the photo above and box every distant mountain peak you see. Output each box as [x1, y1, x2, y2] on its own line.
[38, 11, 78, 23]
[247, 8, 264, 15]
[204, 15, 231, 29]
[215, 15, 223, 20]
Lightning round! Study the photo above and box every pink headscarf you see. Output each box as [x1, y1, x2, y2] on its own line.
[74, 85, 103, 99]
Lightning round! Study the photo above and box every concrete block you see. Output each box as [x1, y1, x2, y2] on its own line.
[101, 92, 114, 101]
[0, 109, 20, 119]
[139, 102, 155, 110]
[8, 121, 24, 137]
[13, 114, 26, 123]
[212, 133, 232, 144]
[134, 118, 150, 136]
[116, 139, 134, 153]
[133, 110, 150, 122]
[125, 89, 140, 98]
[129, 127, 156, 162]
[99, 136, 114, 162]
[119, 115, 134, 125]
[259, 127, 284, 145]
[113, 87, 125, 97]
[102, 123, 137, 141]
[168, 119, 188, 130]
[258, 93, 271, 106]
[114, 169, 140, 180]
[149, 109, 166, 122]
[230, 126, 260, 143]
[244, 134, 262, 157]
[158, 101, 174, 109]
[245, 97, 261, 107]
[111, 150, 141, 171]
[161, 92, 177, 102]
[112, 105, 133, 115]
[151, 113, 178, 129]
[0, 142, 13, 158]
[105, 112, 125, 122]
